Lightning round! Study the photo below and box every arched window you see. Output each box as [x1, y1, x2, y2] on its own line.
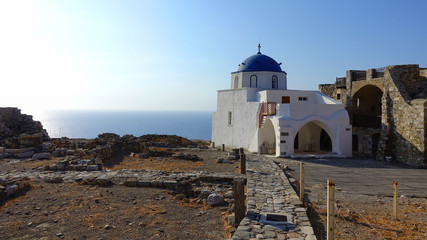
[234, 76, 239, 89]
[272, 75, 278, 89]
[250, 75, 257, 88]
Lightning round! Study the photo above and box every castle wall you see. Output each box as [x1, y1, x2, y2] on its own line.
[378, 65, 427, 167]
[319, 65, 426, 167]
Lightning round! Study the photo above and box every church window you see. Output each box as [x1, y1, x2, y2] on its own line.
[228, 111, 232, 126]
[282, 96, 290, 104]
[250, 75, 257, 87]
[272, 75, 278, 89]
[337, 93, 341, 100]
[234, 76, 239, 89]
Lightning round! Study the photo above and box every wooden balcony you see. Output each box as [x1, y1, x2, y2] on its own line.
[259, 102, 276, 128]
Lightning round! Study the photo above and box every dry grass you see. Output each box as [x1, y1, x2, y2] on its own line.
[177, 198, 212, 210]
[83, 213, 106, 228]
[16, 158, 58, 169]
[222, 211, 233, 239]
[125, 204, 164, 216]
[313, 201, 427, 240]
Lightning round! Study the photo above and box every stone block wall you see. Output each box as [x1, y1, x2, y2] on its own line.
[378, 65, 427, 167]
[352, 127, 381, 156]
[318, 84, 335, 97]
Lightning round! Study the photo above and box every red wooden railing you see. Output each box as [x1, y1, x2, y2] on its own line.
[259, 102, 276, 128]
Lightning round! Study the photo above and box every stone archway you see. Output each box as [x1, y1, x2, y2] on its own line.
[351, 85, 383, 128]
[259, 119, 276, 154]
[294, 121, 333, 154]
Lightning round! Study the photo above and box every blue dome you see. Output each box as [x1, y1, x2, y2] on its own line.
[237, 53, 282, 72]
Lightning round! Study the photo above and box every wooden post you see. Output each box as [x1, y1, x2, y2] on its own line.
[233, 179, 245, 226]
[300, 161, 305, 202]
[222, 144, 225, 151]
[240, 154, 246, 174]
[327, 179, 335, 240]
[239, 148, 244, 155]
[393, 181, 398, 220]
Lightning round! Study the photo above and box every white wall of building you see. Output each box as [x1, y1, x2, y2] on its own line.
[212, 89, 260, 150]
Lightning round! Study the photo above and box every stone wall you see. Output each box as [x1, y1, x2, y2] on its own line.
[378, 65, 427, 167]
[352, 127, 381, 156]
[319, 65, 426, 167]
[0, 107, 49, 148]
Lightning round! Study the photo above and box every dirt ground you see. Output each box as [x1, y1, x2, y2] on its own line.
[0, 182, 225, 240]
[106, 148, 240, 173]
[0, 148, 238, 240]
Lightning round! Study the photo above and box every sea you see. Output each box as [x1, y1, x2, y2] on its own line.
[36, 110, 213, 140]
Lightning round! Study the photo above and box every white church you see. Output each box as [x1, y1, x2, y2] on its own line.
[212, 45, 352, 157]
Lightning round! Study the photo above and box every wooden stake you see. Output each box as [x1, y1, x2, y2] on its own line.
[222, 144, 225, 151]
[327, 179, 335, 240]
[300, 161, 305, 202]
[393, 181, 398, 220]
[233, 179, 245, 226]
[240, 154, 246, 174]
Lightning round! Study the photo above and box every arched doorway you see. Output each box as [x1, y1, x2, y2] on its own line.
[294, 121, 333, 154]
[320, 129, 332, 152]
[259, 119, 276, 154]
[351, 85, 383, 128]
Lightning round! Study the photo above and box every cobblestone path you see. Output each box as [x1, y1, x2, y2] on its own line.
[231, 154, 316, 240]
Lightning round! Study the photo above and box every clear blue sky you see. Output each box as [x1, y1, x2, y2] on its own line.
[1, 0, 426, 114]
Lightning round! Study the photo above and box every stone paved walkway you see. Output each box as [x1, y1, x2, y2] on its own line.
[231, 154, 316, 240]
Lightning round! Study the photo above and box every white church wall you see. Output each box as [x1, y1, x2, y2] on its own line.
[240, 71, 287, 90]
[335, 123, 352, 155]
[313, 91, 341, 104]
[290, 103, 343, 120]
[212, 89, 260, 151]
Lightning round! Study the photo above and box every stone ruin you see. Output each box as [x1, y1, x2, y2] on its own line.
[0, 107, 49, 149]
[319, 64, 427, 168]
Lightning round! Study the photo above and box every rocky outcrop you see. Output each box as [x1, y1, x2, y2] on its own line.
[0, 108, 49, 149]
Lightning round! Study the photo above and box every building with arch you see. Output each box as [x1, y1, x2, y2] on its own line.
[319, 65, 427, 167]
[212, 46, 352, 157]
